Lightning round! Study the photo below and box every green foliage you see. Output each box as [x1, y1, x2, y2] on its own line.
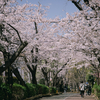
[0, 83, 11, 100]
[32, 84, 39, 95]
[26, 83, 36, 97]
[0, 82, 57, 100]
[12, 83, 27, 99]
[49, 87, 56, 93]
[37, 84, 49, 94]
[13, 83, 26, 91]
[1, 83, 11, 93]
[92, 84, 100, 98]
[86, 74, 94, 83]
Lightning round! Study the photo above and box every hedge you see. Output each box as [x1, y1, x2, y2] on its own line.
[38, 84, 49, 94]
[12, 83, 27, 100]
[92, 84, 100, 99]
[26, 83, 36, 97]
[0, 82, 56, 100]
[49, 87, 56, 94]
[0, 83, 11, 100]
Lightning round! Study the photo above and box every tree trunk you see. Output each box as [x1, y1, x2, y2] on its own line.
[12, 67, 27, 87]
[31, 65, 37, 84]
[0, 41, 28, 74]
[41, 67, 49, 86]
[32, 73, 37, 84]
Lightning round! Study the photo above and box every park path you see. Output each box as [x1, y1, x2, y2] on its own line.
[65, 94, 95, 100]
[36, 92, 96, 100]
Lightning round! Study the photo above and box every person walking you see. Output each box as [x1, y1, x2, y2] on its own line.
[79, 81, 85, 98]
[64, 84, 67, 92]
[87, 84, 92, 95]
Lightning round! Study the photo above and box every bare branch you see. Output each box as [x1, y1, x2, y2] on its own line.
[72, 0, 83, 11]
[7, 23, 23, 44]
[34, 22, 38, 34]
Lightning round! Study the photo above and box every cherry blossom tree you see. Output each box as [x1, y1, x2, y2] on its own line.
[0, 0, 50, 86]
[2, 0, 98, 88]
[62, 0, 100, 84]
[0, 0, 33, 88]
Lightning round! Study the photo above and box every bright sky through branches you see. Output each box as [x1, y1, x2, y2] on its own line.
[16, 0, 78, 19]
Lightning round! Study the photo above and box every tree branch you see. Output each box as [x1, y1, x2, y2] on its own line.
[7, 23, 23, 44]
[22, 55, 33, 73]
[0, 41, 28, 74]
[72, 0, 83, 11]
[53, 59, 70, 81]
[34, 22, 38, 34]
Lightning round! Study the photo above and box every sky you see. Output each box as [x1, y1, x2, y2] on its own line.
[17, 0, 78, 19]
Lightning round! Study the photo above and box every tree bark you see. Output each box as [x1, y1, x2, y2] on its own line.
[12, 67, 30, 97]
[0, 41, 28, 74]
[41, 67, 49, 86]
[12, 68, 25, 86]
[23, 55, 37, 84]
[31, 65, 37, 84]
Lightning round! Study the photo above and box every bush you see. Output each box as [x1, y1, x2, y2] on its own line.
[31, 84, 39, 95]
[0, 83, 11, 100]
[0, 82, 51, 100]
[12, 83, 27, 100]
[92, 84, 100, 98]
[26, 83, 49, 96]
[26, 83, 36, 97]
[37, 84, 49, 94]
[49, 87, 56, 94]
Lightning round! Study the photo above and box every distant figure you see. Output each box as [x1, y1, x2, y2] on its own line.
[79, 81, 85, 98]
[86, 84, 91, 95]
[64, 84, 67, 92]
[70, 86, 72, 92]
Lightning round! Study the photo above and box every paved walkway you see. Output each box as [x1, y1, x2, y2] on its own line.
[65, 94, 95, 100]
[35, 92, 96, 100]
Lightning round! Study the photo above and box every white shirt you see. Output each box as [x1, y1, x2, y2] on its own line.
[79, 83, 85, 91]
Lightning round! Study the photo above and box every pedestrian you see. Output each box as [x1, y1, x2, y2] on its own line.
[79, 81, 85, 98]
[87, 84, 91, 95]
[64, 84, 67, 92]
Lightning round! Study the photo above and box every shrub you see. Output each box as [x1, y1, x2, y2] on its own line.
[12, 83, 27, 100]
[26, 83, 36, 97]
[37, 84, 49, 94]
[31, 84, 39, 95]
[92, 84, 100, 98]
[49, 87, 56, 94]
[0, 83, 11, 100]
